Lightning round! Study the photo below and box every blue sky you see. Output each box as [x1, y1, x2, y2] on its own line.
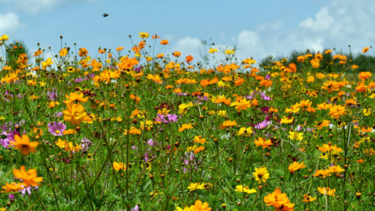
[1, 0, 374, 63]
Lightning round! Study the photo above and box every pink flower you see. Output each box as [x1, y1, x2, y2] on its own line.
[48, 122, 66, 136]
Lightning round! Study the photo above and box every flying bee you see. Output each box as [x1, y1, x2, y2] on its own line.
[102, 13, 109, 17]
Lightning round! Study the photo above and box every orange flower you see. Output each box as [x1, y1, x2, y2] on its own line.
[288, 161, 306, 173]
[118, 56, 139, 70]
[234, 77, 245, 86]
[152, 34, 160, 39]
[362, 47, 370, 53]
[63, 103, 87, 125]
[186, 55, 194, 64]
[358, 71, 372, 80]
[328, 105, 346, 119]
[59, 48, 68, 57]
[264, 188, 295, 211]
[33, 50, 42, 57]
[178, 124, 194, 132]
[78, 48, 88, 57]
[297, 55, 305, 63]
[123, 127, 142, 135]
[324, 49, 332, 54]
[64, 92, 88, 104]
[10, 134, 39, 156]
[116, 46, 124, 51]
[254, 137, 273, 149]
[157, 53, 164, 58]
[194, 146, 205, 154]
[13, 166, 43, 187]
[160, 39, 169, 45]
[172, 51, 181, 57]
[1, 182, 25, 193]
[130, 94, 140, 104]
[189, 200, 212, 211]
[219, 120, 237, 129]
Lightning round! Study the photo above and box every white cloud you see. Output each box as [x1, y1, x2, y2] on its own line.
[170, 0, 375, 63]
[172, 36, 202, 58]
[0, 12, 25, 33]
[0, 0, 98, 15]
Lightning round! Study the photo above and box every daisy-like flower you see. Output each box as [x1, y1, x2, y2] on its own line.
[10, 135, 39, 156]
[13, 166, 43, 187]
[235, 185, 257, 194]
[48, 122, 66, 136]
[253, 167, 270, 184]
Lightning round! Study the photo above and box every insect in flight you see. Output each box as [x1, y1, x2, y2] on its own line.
[103, 13, 109, 17]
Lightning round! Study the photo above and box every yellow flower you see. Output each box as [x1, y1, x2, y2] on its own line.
[363, 108, 371, 116]
[1, 35, 9, 41]
[41, 57, 54, 70]
[194, 136, 206, 144]
[113, 162, 126, 171]
[208, 48, 218, 53]
[139, 32, 149, 39]
[179, 102, 194, 115]
[224, 49, 235, 54]
[216, 110, 226, 117]
[237, 127, 253, 137]
[303, 194, 316, 203]
[253, 167, 270, 184]
[188, 183, 205, 191]
[175, 207, 190, 211]
[280, 116, 294, 124]
[235, 185, 257, 194]
[288, 131, 303, 141]
[318, 187, 336, 197]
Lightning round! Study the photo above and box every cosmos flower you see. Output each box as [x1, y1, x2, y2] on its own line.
[48, 122, 66, 136]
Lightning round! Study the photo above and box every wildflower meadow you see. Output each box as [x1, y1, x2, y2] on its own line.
[0, 33, 375, 211]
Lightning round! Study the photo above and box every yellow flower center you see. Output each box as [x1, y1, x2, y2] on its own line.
[55, 130, 60, 134]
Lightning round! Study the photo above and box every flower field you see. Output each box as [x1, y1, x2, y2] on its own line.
[0, 33, 375, 210]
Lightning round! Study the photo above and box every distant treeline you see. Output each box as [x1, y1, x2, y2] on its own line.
[260, 49, 375, 73]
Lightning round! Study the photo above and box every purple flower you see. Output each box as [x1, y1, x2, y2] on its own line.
[20, 186, 36, 196]
[81, 137, 92, 151]
[260, 106, 270, 114]
[260, 93, 271, 101]
[75, 77, 85, 83]
[0, 138, 10, 148]
[9, 194, 15, 202]
[177, 93, 188, 96]
[135, 66, 142, 73]
[198, 95, 209, 101]
[255, 119, 271, 129]
[48, 122, 66, 136]
[132, 205, 140, 211]
[155, 114, 168, 124]
[47, 89, 58, 101]
[166, 114, 178, 123]
[144, 153, 149, 162]
[147, 139, 157, 147]
[53, 112, 64, 117]
[265, 74, 271, 80]
[0, 123, 8, 135]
